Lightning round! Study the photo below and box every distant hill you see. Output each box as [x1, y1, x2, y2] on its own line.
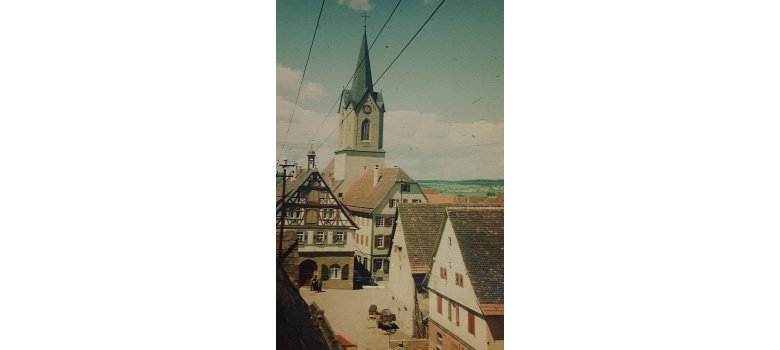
[418, 179, 504, 197]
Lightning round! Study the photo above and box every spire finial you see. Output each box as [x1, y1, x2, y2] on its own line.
[360, 11, 369, 32]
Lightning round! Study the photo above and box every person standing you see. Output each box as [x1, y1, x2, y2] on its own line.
[311, 276, 319, 292]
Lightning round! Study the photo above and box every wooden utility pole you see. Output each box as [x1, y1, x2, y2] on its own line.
[277, 159, 296, 263]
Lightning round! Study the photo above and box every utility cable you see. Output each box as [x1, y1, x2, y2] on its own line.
[315, 0, 447, 152]
[279, 0, 326, 161]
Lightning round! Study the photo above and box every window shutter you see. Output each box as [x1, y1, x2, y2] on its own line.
[437, 295, 442, 314]
[341, 264, 349, 280]
[468, 312, 475, 334]
[306, 210, 318, 224]
[321, 264, 329, 281]
[455, 304, 460, 326]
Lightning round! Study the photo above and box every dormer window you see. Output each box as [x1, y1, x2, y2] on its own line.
[361, 119, 370, 141]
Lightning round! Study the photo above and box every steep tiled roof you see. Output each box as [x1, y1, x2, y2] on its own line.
[426, 194, 458, 204]
[276, 169, 314, 202]
[448, 207, 504, 305]
[341, 167, 416, 214]
[276, 265, 330, 350]
[397, 204, 450, 272]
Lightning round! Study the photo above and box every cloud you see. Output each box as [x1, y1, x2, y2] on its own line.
[337, 0, 373, 11]
[383, 110, 504, 180]
[276, 95, 338, 164]
[276, 98, 504, 180]
[276, 63, 324, 102]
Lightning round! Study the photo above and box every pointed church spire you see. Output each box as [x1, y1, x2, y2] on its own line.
[351, 31, 373, 103]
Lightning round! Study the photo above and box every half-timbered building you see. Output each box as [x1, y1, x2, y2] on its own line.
[277, 167, 359, 289]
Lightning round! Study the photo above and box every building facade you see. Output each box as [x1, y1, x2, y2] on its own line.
[388, 203, 450, 338]
[426, 207, 504, 350]
[276, 167, 359, 289]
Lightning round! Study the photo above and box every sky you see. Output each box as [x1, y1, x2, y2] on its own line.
[277, 0, 503, 180]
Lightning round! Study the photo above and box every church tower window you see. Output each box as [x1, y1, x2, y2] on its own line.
[361, 119, 370, 141]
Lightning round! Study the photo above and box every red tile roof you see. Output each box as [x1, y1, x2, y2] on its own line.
[341, 167, 417, 214]
[426, 194, 458, 204]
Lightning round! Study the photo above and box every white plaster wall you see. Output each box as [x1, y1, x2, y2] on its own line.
[388, 223, 416, 336]
[427, 218, 491, 350]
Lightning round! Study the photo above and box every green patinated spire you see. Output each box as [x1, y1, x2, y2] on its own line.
[351, 31, 373, 103]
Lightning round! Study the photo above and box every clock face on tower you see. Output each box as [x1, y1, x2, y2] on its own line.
[362, 105, 373, 114]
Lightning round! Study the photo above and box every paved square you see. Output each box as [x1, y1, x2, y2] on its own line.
[300, 284, 413, 350]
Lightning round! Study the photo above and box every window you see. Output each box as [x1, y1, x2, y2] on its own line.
[437, 295, 442, 314]
[361, 119, 370, 141]
[388, 218, 395, 227]
[436, 333, 442, 348]
[375, 235, 384, 248]
[440, 266, 447, 280]
[286, 208, 302, 218]
[322, 208, 335, 221]
[455, 273, 463, 287]
[297, 231, 305, 245]
[373, 259, 383, 272]
[329, 264, 340, 279]
[468, 312, 475, 335]
[448, 301, 452, 321]
[455, 304, 460, 326]
[389, 199, 398, 208]
[448, 237, 452, 246]
[401, 183, 410, 192]
[375, 217, 384, 227]
[335, 232, 345, 244]
[412, 199, 421, 203]
[315, 232, 324, 244]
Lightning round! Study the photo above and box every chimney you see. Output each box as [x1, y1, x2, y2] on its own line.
[373, 164, 379, 187]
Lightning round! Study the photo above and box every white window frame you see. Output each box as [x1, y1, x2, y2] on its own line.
[335, 232, 345, 244]
[322, 208, 335, 221]
[329, 264, 340, 279]
[315, 232, 325, 245]
[376, 235, 384, 248]
[297, 231, 305, 245]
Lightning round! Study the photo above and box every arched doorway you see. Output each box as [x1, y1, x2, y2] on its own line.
[298, 259, 317, 286]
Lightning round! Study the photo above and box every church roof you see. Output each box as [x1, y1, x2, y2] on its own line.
[447, 207, 504, 306]
[351, 32, 373, 104]
[341, 167, 417, 214]
[340, 32, 385, 112]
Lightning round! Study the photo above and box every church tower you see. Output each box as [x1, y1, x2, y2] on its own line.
[333, 31, 386, 191]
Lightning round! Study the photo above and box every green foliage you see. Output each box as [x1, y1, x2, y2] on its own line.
[418, 179, 503, 197]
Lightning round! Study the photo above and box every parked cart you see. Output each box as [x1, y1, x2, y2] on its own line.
[376, 309, 398, 333]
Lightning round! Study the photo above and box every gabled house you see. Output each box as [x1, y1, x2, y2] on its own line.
[322, 164, 427, 281]
[426, 207, 504, 350]
[276, 167, 359, 289]
[388, 203, 450, 338]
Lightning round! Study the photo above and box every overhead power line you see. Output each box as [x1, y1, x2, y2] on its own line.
[279, 0, 326, 161]
[315, 0, 447, 152]
[290, 0, 403, 163]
